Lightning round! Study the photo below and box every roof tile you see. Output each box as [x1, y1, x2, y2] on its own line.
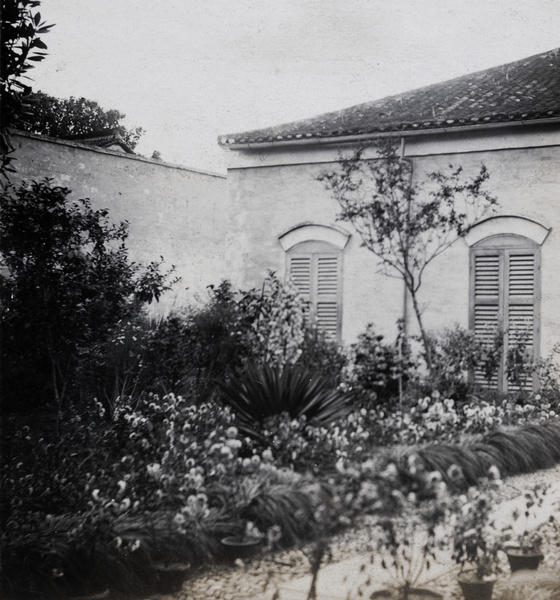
[219, 49, 560, 146]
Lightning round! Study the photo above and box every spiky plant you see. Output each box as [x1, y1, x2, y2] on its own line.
[218, 363, 351, 438]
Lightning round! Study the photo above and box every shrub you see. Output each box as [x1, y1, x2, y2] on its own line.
[345, 323, 406, 406]
[84, 274, 350, 407]
[534, 344, 560, 409]
[298, 326, 348, 388]
[218, 363, 352, 439]
[0, 179, 172, 418]
[218, 467, 326, 546]
[258, 409, 376, 473]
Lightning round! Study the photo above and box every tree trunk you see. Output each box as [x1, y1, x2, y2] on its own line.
[410, 290, 433, 379]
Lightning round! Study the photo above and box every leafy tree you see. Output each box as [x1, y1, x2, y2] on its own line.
[20, 91, 145, 150]
[319, 141, 498, 375]
[1, 0, 53, 177]
[0, 179, 173, 426]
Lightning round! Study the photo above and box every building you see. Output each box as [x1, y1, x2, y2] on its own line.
[219, 48, 560, 392]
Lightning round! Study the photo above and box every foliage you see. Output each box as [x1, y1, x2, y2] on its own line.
[218, 467, 326, 547]
[75, 273, 348, 409]
[298, 326, 348, 388]
[451, 474, 502, 580]
[345, 322, 408, 406]
[337, 453, 452, 599]
[1, 0, 53, 177]
[250, 272, 309, 367]
[534, 344, 560, 408]
[20, 91, 145, 150]
[419, 325, 500, 400]
[258, 409, 373, 473]
[368, 391, 559, 447]
[0, 179, 173, 418]
[319, 140, 498, 374]
[218, 362, 352, 439]
[500, 484, 549, 553]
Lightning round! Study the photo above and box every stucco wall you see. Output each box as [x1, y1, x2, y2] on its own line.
[225, 129, 560, 357]
[11, 132, 228, 312]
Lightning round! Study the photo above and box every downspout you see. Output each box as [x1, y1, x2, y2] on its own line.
[400, 136, 409, 336]
[399, 136, 409, 406]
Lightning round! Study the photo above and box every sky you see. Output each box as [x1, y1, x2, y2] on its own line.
[29, 0, 560, 174]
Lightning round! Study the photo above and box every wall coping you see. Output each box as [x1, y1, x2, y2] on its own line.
[12, 130, 226, 179]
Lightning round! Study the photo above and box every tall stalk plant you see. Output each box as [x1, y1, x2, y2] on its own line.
[319, 140, 497, 377]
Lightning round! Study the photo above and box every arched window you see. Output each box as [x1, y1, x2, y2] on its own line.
[279, 224, 350, 341]
[468, 216, 549, 392]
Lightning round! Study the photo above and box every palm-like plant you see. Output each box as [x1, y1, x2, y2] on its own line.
[219, 363, 351, 438]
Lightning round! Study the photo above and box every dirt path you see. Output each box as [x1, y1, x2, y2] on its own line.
[166, 463, 560, 600]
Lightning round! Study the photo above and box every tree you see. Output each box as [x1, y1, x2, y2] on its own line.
[0, 179, 173, 425]
[1, 0, 53, 177]
[319, 141, 498, 376]
[20, 91, 145, 150]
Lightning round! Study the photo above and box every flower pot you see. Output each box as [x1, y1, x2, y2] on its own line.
[505, 547, 543, 572]
[370, 589, 443, 599]
[457, 573, 494, 600]
[154, 562, 190, 595]
[220, 536, 262, 563]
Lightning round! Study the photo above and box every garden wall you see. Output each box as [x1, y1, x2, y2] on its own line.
[11, 131, 229, 312]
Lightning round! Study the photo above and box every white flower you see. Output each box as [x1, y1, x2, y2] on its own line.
[147, 463, 162, 477]
[262, 448, 274, 463]
[225, 426, 238, 439]
[174, 513, 186, 525]
[487, 465, 501, 481]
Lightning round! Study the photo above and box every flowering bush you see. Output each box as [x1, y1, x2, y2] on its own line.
[259, 409, 374, 473]
[369, 392, 559, 446]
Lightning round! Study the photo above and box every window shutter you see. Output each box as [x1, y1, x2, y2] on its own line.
[316, 255, 340, 339]
[470, 241, 540, 392]
[472, 253, 501, 386]
[506, 252, 536, 391]
[288, 248, 341, 341]
[289, 255, 311, 299]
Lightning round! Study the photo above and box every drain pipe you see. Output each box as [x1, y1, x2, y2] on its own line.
[399, 136, 410, 407]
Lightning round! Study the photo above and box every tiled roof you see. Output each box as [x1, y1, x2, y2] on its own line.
[63, 129, 135, 154]
[219, 48, 560, 146]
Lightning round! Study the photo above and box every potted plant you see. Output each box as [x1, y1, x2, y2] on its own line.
[452, 478, 500, 600]
[348, 454, 451, 600]
[221, 520, 265, 563]
[500, 484, 550, 573]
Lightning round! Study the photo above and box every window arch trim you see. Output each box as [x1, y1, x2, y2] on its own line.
[464, 216, 550, 247]
[278, 222, 351, 251]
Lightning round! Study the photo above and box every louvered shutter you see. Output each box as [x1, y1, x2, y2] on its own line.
[289, 255, 311, 299]
[315, 254, 340, 339]
[470, 240, 540, 392]
[506, 251, 537, 391]
[472, 252, 501, 387]
[288, 247, 342, 341]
